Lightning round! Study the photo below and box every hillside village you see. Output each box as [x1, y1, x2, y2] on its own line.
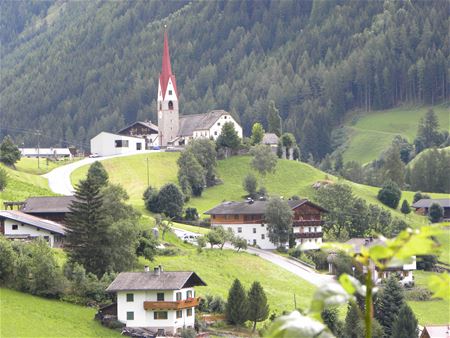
[1, 1, 450, 338]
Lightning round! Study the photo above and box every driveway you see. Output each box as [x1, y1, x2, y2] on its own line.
[43, 150, 159, 195]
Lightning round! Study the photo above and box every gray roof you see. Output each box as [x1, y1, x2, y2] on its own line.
[345, 237, 384, 254]
[422, 325, 450, 337]
[412, 198, 450, 209]
[262, 133, 279, 145]
[106, 271, 206, 292]
[22, 196, 76, 213]
[0, 210, 65, 235]
[204, 199, 326, 215]
[117, 121, 159, 134]
[178, 110, 229, 137]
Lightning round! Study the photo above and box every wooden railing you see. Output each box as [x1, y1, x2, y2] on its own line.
[143, 297, 200, 311]
[294, 232, 323, 239]
[292, 220, 324, 226]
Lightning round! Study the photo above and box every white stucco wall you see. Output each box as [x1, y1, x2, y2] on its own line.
[90, 132, 145, 157]
[208, 114, 243, 140]
[3, 219, 57, 247]
[117, 287, 196, 332]
[212, 223, 276, 249]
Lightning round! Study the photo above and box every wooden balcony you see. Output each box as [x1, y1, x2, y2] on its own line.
[294, 232, 323, 239]
[143, 297, 200, 311]
[292, 220, 324, 227]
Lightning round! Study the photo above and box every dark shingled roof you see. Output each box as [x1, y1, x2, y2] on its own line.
[204, 199, 327, 215]
[178, 110, 229, 137]
[0, 210, 65, 235]
[106, 271, 206, 292]
[22, 196, 76, 213]
[412, 198, 450, 209]
[117, 121, 159, 134]
[262, 133, 279, 145]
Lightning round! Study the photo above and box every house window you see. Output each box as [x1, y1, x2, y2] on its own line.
[218, 122, 221, 126]
[176, 310, 182, 318]
[234, 215, 239, 220]
[186, 290, 193, 298]
[214, 131, 218, 136]
[154, 311, 168, 320]
[126, 293, 134, 302]
[261, 234, 265, 240]
[261, 224, 265, 227]
[253, 239, 257, 245]
[237, 227, 242, 233]
[253, 228, 256, 234]
[115, 140, 129, 148]
[168, 101, 173, 110]
[169, 90, 173, 95]
[187, 308, 193, 317]
[136, 143, 142, 150]
[12, 224, 18, 230]
[212, 215, 216, 219]
[309, 227, 312, 232]
[157, 292, 165, 301]
[176, 292, 182, 301]
[224, 116, 227, 119]
[127, 312, 134, 320]
[314, 227, 317, 233]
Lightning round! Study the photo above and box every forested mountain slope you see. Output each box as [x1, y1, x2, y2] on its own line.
[1, 0, 448, 160]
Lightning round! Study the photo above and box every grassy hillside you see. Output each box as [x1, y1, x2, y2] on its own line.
[0, 163, 55, 206]
[0, 288, 120, 337]
[343, 104, 450, 164]
[71, 153, 447, 222]
[14, 157, 81, 175]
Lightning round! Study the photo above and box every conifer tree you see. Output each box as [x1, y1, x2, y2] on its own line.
[334, 153, 344, 173]
[87, 161, 109, 188]
[390, 304, 418, 338]
[400, 200, 411, 216]
[247, 281, 269, 332]
[344, 302, 361, 338]
[216, 122, 241, 158]
[374, 275, 405, 337]
[267, 101, 281, 136]
[65, 178, 111, 277]
[251, 123, 265, 145]
[226, 279, 248, 325]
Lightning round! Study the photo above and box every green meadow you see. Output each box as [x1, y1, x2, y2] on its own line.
[0, 288, 121, 337]
[343, 104, 450, 164]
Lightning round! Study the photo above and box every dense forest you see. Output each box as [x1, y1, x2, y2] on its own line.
[0, 0, 448, 159]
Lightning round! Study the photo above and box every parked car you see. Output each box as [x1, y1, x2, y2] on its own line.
[89, 153, 100, 158]
[151, 146, 160, 150]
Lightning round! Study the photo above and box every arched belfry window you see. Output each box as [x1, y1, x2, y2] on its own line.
[168, 101, 174, 110]
[159, 103, 162, 111]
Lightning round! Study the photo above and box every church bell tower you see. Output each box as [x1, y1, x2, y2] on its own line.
[157, 30, 179, 147]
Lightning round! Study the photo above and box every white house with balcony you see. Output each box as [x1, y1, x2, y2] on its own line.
[106, 266, 206, 335]
[0, 210, 65, 247]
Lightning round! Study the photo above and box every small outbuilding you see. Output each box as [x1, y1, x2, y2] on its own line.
[420, 325, 450, 338]
[21, 196, 76, 223]
[412, 198, 450, 220]
[90, 132, 146, 157]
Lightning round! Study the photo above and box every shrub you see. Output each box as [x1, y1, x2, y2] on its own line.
[180, 328, 196, 338]
[143, 186, 160, 213]
[429, 203, 443, 223]
[377, 181, 402, 209]
[288, 247, 302, 258]
[404, 287, 432, 301]
[305, 250, 329, 270]
[0, 136, 21, 166]
[416, 255, 437, 271]
[157, 247, 180, 256]
[0, 167, 7, 191]
[157, 183, 184, 218]
[243, 173, 258, 198]
[0, 235, 16, 283]
[184, 207, 199, 221]
[209, 295, 227, 313]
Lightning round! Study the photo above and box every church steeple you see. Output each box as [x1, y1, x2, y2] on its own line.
[157, 29, 179, 147]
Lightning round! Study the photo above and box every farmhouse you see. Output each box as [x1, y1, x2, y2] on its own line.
[90, 132, 146, 157]
[117, 121, 159, 149]
[205, 199, 326, 250]
[329, 237, 416, 285]
[157, 32, 242, 147]
[0, 210, 65, 247]
[412, 198, 450, 220]
[21, 196, 76, 223]
[20, 147, 73, 159]
[106, 266, 206, 335]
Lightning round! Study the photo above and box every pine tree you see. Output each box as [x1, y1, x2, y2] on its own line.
[216, 122, 241, 158]
[344, 302, 361, 338]
[390, 304, 418, 338]
[400, 200, 411, 216]
[226, 279, 248, 325]
[65, 178, 111, 277]
[374, 275, 405, 337]
[383, 145, 405, 187]
[334, 153, 344, 173]
[267, 101, 281, 136]
[416, 109, 441, 148]
[87, 161, 109, 188]
[247, 281, 269, 332]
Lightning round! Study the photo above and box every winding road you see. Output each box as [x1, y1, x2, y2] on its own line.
[44, 153, 335, 287]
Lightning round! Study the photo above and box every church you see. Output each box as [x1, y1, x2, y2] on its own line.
[156, 31, 242, 147]
[90, 31, 242, 155]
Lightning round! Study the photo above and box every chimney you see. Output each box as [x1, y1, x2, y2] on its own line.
[154, 267, 160, 276]
[144, 265, 149, 272]
[159, 265, 163, 272]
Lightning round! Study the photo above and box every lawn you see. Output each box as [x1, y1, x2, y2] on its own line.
[407, 270, 450, 325]
[343, 104, 450, 164]
[0, 288, 121, 337]
[0, 163, 55, 206]
[14, 157, 81, 175]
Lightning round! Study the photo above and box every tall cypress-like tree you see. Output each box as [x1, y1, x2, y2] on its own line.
[87, 161, 109, 188]
[267, 101, 281, 137]
[65, 178, 111, 277]
[390, 304, 418, 338]
[247, 281, 269, 332]
[374, 275, 405, 337]
[344, 302, 360, 338]
[400, 199, 411, 216]
[226, 279, 248, 325]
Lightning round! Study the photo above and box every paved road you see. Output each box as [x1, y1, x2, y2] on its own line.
[45, 155, 336, 288]
[43, 150, 159, 195]
[173, 227, 335, 287]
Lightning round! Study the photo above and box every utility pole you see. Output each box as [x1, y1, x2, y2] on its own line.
[36, 130, 41, 169]
[146, 157, 149, 187]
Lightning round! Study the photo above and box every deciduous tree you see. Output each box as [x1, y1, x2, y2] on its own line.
[250, 144, 277, 176]
[265, 197, 293, 247]
[0, 136, 21, 166]
[429, 203, 443, 223]
[251, 122, 264, 145]
[216, 122, 241, 158]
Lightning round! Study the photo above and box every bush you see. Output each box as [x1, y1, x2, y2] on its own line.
[404, 287, 432, 301]
[209, 295, 227, 313]
[243, 173, 258, 198]
[288, 247, 302, 258]
[143, 186, 160, 213]
[184, 207, 199, 221]
[180, 328, 196, 338]
[377, 181, 402, 209]
[157, 247, 181, 256]
[305, 250, 329, 270]
[429, 203, 443, 223]
[157, 183, 184, 218]
[0, 136, 21, 166]
[0, 235, 16, 283]
[0, 167, 7, 191]
[416, 255, 437, 271]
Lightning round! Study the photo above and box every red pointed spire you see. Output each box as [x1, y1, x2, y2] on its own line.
[159, 30, 177, 99]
